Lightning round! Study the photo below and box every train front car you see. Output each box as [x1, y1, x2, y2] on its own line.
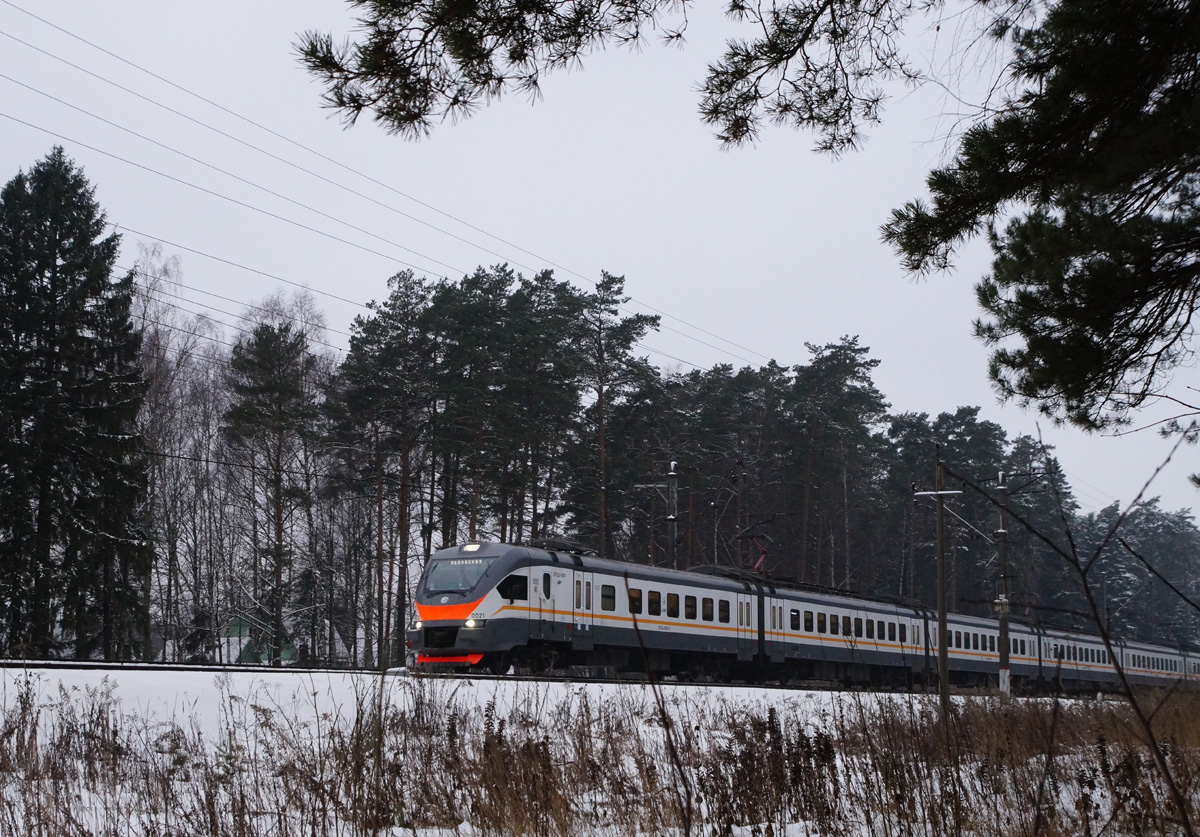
[407, 542, 528, 672]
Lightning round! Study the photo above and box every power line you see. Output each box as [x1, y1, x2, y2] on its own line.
[0, 70, 469, 277]
[0, 4, 772, 365]
[0, 111, 456, 279]
[0, 41, 715, 369]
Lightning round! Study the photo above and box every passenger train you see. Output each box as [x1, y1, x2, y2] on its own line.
[406, 541, 1198, 691]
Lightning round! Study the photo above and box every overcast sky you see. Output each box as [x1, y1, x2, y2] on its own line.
[1, 1, 1196, 516]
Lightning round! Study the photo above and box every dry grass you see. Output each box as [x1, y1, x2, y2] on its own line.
[1, 673, 1198, 836]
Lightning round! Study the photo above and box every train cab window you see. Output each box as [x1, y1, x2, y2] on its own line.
[703, 598, 714, 622]
[843, 615, 852, 636]
[600, 584, 616, 611]
[543, 573, 552, 599]
[497, 575, 529, 601]
[855, 618, 863, 638]
[805, 611, 814, 632]
[685, 596, 697, 620]
[817, 613, 827, 634]
[628, 588, 643, 615]
[888, 623, 896, 642]
[791, 609, 800, 631]
[866, 620, 875, 639]
[648, 591, 661, 616]
[830, 614, 840, 635]
[899, 624, 907, 644]
[719, 600, 730, 623]
[667, 593, 680, 618]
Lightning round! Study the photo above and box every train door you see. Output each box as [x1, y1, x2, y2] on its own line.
[535, 568, 557, 639]
[572, 570, 595, 650]
[736, 592, 756, 660]
[765, 597, 786, 661]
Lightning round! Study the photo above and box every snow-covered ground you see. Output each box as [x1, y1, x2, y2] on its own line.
[0, 664, 1196, 836]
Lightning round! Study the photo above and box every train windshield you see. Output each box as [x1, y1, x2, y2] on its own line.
[425, 557, 496, 593]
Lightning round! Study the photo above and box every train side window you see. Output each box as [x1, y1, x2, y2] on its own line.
[973, 633, 979, 651]
[899, 624, 907, 644]
[888, 623, 896, 642]
[791, 609, 800, 631]
[601, 584, 616, 611]
[703, 598, 714, 622]
[830, 614, 840, 635]
[855, 618, 863, 638]
[738, 602, 744, 626]
[648, 591, 661, 616]
[667, 593, 680, 618]
[719, 600, 730, 623]
[575, 580, 582, 608]
[989, 635, 995, 652]
[685, 596, 697, 620]
[954, 631, 961, 649]
[543, 573, 551, 599]
[817, 613, 827, 634]
[497, 575, 528, 601]
[586, 581, 592, 610]
[629, 588, 643, 615]
[866, 620, 875, 639]
[877, 620, 885, 639]
[805, 611, 814, 632]
[843, 615, 852, 636]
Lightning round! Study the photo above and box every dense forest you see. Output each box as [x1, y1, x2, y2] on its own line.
[3, 150, 1200, 667]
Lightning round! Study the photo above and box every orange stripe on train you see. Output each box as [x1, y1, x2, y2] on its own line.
[417, 653, 484, 665]
[416, 596, 486, 622]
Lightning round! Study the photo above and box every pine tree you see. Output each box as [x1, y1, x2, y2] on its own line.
[0, 147, 148, 659]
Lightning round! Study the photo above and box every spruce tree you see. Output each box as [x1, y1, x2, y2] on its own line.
[0, 147, 148, 659]
[223, 321, 319, 665]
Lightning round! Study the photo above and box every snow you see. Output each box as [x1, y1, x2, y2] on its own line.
[1, 664, 1196, 836]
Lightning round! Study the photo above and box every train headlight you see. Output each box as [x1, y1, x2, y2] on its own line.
[413, 620, 422, 630]
[464, 618, 485, 629]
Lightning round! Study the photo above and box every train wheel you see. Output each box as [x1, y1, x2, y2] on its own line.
[483, 652, 512, 675]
